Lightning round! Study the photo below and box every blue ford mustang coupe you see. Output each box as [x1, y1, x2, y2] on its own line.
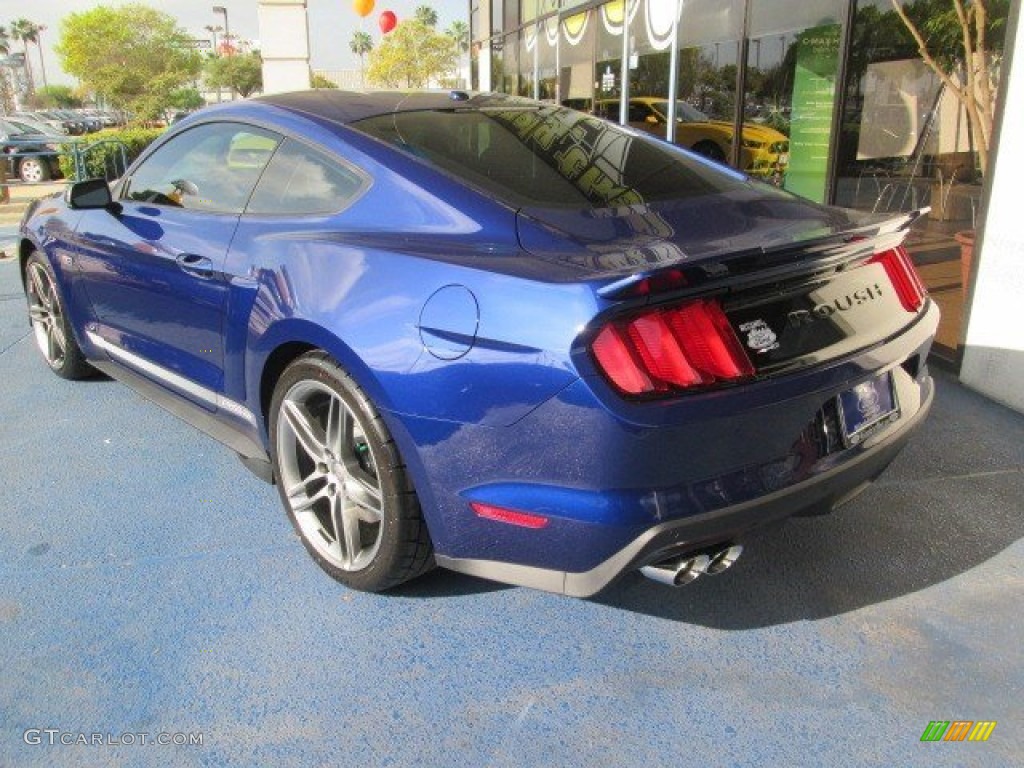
[18, 91, 938, 595]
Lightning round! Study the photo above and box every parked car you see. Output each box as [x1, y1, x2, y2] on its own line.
[17, 91, 938, 596]
[592, 97, 790, 178]
[0, 120, 63, 182]
[11, 112, 69, 136]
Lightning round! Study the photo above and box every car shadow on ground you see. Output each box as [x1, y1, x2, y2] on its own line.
[594, 495, 1023, 628]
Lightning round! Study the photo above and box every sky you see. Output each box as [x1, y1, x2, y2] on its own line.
[0, 0, 470, 87]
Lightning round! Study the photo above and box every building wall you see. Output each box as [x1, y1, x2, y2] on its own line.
[258, 0, 311, 94]
[961, 1, 1024, 414]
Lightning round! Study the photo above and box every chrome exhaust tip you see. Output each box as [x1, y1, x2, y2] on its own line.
[640, 554, 711, 587]
[706, 544, 743, 575]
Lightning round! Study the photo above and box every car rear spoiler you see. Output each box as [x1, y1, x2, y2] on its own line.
[596, 208, 929, 301]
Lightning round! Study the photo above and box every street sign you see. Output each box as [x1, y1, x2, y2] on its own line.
[184, 39, 212, 49]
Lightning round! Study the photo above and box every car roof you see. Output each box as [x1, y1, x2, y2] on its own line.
[253, 90, 529, 125]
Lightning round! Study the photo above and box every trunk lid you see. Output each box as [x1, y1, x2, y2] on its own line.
[515, 189, 929, 377]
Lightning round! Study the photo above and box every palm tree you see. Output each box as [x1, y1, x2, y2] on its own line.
[350, 30, 373, 88]
[446, 21, 470, 88]
[10, 18, 40, 94]
[414, 5, 439, 27]
[0, 26, 14, 119]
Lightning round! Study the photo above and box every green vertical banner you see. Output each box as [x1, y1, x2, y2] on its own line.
[784, 24, 841, 202]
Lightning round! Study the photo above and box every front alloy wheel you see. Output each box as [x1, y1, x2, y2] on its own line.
[25, 252, 93, 379]
[270, 352, 433, 591]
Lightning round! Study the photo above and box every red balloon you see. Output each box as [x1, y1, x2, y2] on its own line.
[378, 10, 397, 34]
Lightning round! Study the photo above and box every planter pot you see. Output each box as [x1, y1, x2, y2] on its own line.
[955, 230, 975, 294]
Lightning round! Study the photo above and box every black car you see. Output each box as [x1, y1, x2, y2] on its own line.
[0, 120, 63, 182]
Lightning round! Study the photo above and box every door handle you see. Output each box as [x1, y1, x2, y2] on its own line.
[176, 253, 214, 278]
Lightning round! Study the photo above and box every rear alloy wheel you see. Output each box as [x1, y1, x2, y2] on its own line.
[270, 352, 433, 591]
[24, 252, 94, 379]
[18, 156, 51, 183]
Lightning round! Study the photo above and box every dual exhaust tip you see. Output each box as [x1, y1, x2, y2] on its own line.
[639, 544, 743, 587]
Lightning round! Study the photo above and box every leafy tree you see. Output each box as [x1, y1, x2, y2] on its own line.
[366, 20, 456, 88]
[310, 73, 338, 89]
[890, 0, 1010, 177]
[168, 87, 205, 111]
[55, 4, 202, 121]
[35, 84, 82, 108]
[10, 19, 41, 93]
[350, 30, 373, 87]
[204, 51, 263, 98]
[414, 5, 439, 28]
[445, 20, 469, 85]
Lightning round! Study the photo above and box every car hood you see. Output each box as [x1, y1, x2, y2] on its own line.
[515, 185, 906, 282]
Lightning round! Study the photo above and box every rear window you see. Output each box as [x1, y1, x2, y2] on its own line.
[349, 106, 746, 209]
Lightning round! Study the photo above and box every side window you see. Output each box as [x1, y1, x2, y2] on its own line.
[628, 103, 653, 123]
[245, 138, 366, 216]
[125, 123, 281, 214]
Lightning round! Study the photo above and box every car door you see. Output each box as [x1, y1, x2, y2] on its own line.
[73, 121, 281, 406]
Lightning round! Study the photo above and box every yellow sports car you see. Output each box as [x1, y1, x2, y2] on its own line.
[592, 98, 789, 179]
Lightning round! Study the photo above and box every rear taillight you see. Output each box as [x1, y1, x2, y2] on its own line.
[869, 246, 927, 312]
[591, 298, 754, 396]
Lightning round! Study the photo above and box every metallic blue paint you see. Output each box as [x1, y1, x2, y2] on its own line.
[18, 92, 939, 594]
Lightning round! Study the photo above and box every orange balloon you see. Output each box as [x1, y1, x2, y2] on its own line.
[352, 0, 375, 18]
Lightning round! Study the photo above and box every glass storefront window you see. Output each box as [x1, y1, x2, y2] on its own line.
[503, 32, 519, 94]
[743, 0, 843, 199]
[490, 38, 504, 93]
[675, 0, 743, 166]
[559, 9, 596, 109]
[834, 0, 1010, 361]
[522, 0, 539, 24]
[492, 0, 504, 35]
[538, 15, 559, 101]
[595, 1, 627, 107]
[520, 27, 536, 97]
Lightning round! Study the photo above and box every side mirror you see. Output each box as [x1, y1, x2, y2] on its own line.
[645, 115, 660, 125]
[67, 178, 119, 212]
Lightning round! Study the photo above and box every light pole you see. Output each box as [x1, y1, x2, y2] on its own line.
[204, 24, 223, 102]
[36, 24, 48, 89]
[212, 6, 231, 56]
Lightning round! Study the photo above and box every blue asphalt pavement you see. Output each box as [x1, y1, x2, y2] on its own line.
[0, 256, 1021, 767]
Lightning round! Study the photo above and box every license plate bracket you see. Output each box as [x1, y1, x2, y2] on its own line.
[837, 373, 899, 446]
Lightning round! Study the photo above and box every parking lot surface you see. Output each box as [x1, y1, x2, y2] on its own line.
[0, 257, 1021, 767]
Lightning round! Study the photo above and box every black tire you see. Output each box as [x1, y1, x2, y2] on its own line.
[24, 251, 95, 380]
[692, 140, 727, 163]
[17, 155, 51, 183]
[269, 351, 433, 592]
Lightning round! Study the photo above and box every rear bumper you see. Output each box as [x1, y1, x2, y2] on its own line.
[437, 372, 933, 596]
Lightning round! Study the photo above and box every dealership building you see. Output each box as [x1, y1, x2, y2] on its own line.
[260, 0, 1024, 412]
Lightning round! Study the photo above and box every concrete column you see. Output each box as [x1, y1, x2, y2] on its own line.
[258, 0, 311, 94]
[960, 3, 1024, 413]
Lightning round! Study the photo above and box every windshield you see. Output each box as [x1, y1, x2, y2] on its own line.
[350, 106, 745, 210]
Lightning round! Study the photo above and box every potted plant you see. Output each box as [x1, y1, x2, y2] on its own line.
[891, 0, 1009, 293]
